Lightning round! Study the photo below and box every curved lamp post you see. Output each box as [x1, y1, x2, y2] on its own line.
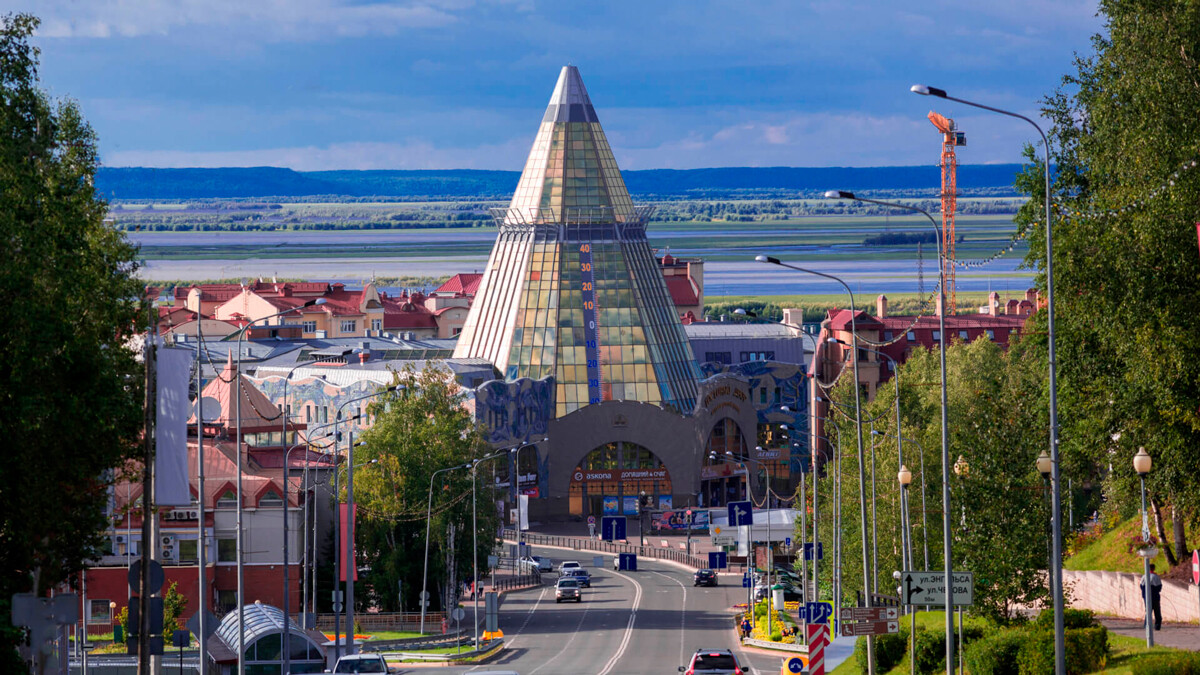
[1134, 447, 1154, 647]
[755, 254, 876, 671]
[873, 430, 931, 571]
[232, 296, 324, 675]
[822, 190, 953, 672]
[911, 83, 1063, 673]
[421, 462, 473, 635]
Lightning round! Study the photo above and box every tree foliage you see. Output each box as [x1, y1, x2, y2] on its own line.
[813, 336, 1054, 622]
[0, 13, 144, 672]
[353, 365, 498, 614]
[1020, 0, 1200, 558]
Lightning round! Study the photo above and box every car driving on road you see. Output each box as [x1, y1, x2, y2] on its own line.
[555, 577, 583, 603]
[693, 569, 718, 587]
[678, 648, 750, 674]
[563, 568, 591, 587]
[558, 560, 581, 574]
[331, 653, 391, 673]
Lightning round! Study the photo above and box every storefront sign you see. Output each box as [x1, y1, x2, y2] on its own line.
[702, 384, 748, 410]
[700, 463, 747, 480]
[571, 468, 669, 483]
[754, 448, 782, 460]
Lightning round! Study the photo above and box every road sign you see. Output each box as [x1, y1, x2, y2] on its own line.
[804, 601, 833, 625]
[803, 542, 824, 561]
[1193, 549, 1199, 585]
[728, 500, 753, 527]
[587, 515, 596, 525]
[806, 624, 828, 675]
[420, 590, 430, 599]
[708, 551, 728, 569]
[601, 515, 626, 541]
[710, 525, 735, 546]
[127, 560, 165, 596]
[900, 571, 974, 606]
[593, 556, 604, 568]
[452, 608, 466, 621]
[588, 523, 595, 538]
[742, 575, 752, 588]
[786, 656, 805, 673]
[839, 606, 899, 623]
[840, 620, 900, 637]
[487, 555, 498, 569]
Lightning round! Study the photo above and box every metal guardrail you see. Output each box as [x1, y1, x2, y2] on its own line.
[503, 529, 709, 569]
[492, 570, 542, 592]
[314, 611, 445, 632]
[380, 638, 503, 663]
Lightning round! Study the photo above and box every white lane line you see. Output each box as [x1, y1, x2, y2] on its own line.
[596, 570, 644, 675]
[651, 571, 688, 666]
[528, 592, 592, 675]
[465, 587, 546, 673]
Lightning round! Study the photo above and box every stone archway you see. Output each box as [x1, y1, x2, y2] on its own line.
[545, 401, 701, 520]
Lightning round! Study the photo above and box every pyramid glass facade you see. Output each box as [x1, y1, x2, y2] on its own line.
[454, 66, 701, 416]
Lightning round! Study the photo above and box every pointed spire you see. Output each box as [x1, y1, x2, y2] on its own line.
[506, 65, 636, 224]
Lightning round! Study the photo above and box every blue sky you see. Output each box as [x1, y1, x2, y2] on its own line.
[20, 0, 1105, 171]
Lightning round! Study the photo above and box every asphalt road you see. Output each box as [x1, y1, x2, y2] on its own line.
[423, 551, 852, 675]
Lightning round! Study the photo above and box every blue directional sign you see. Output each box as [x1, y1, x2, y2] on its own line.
[742, 575, 752, 588]
[806, 601, 833, 625]
[601, 516, 626, 542]
[727, 500, 753, 527]
[708, 551, 728, 570]
[803, 542, 824, 561]
[787, 656, 805, 673]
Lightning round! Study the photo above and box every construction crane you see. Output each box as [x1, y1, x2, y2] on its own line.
[927, 111, 966, 314]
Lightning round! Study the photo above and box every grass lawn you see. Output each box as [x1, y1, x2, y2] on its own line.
[362, 630, 424, 641]
[1066, 515, 1198, 576]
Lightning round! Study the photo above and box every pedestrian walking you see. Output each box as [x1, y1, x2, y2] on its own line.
[1140, 563, 1163, 630]
[741, 615, 753, 640]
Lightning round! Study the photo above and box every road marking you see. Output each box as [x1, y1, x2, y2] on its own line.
[499, 586, 546, 650]
[651, 570, 688, 667]
[596, 568, 644, 675]
[528, 589, 594, 675]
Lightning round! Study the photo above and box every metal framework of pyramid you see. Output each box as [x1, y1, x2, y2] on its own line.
[453, 66, 701, 417]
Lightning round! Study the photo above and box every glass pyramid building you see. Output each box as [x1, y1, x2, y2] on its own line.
[453, 66, 702, 417]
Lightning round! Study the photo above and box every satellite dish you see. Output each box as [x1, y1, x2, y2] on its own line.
[192, 396, 222, 423]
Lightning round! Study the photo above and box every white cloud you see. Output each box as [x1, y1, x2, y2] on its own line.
[28, 0, 466, 40]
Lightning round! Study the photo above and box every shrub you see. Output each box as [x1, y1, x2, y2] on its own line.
[964, 630, 1024, 675]
[1033, 607, 1096, 630]
[853, 627, 909, 673]
[914, 629, 947, 674]
[1016, 626, 1108, 675]
[1131, 652, 1200, 675]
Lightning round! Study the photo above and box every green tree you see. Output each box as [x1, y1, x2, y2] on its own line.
[354, 365, 497, 615]
[0, 14, 144, 672]
[1020, 0, 1200, 562]
[163, 581, 188, 632]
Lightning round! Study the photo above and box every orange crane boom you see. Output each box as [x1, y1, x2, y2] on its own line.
[927, 111, 965, 314]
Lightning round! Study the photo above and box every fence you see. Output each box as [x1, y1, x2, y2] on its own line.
[314, 611, 446, 633]
[503, 529, 709, 569]
[492, 570, 542, 593]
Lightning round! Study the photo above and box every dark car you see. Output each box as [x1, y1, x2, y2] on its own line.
[679, 648, 751, 675]
[564, 568, 591, 587]
[693, 569, 718, 587]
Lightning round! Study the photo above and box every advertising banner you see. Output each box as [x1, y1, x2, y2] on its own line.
[155, 347, 193, 506]
[622, 496, 639, 515]
[602, 496, 619, 515]
[650, 509, 710, 531]
[657, 495, 673, 510]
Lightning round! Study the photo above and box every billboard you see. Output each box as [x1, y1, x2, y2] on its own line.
[650, 509, 710, 531]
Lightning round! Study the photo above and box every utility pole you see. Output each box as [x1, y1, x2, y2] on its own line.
[139, 330, 156, 675]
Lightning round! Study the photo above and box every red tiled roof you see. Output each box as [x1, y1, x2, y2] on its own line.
[174, 284, 243, 303]
[829, 309, 884, 331]
[664, 276, 699, 307]
[434, 273, 482, 297]
[381, 295, 437, 329]
[188, 352, 286, 432]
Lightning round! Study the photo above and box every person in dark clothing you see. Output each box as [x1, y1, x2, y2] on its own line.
[740, 616, 752, 640]
[1140, 563, 1163, 630]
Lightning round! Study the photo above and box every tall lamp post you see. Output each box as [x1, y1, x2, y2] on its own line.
[233, 297, 324, 675]
[421, 462, 473, 635]
[873, 430, 931, 572]
[339, 386, 400, 659]
[276, 359, 314, 675]
[952, 455, 969, 675]
[910, 83, 1063, 674]
[821, 190, 953, 672]
[898, 464, 915, 675]
[513, 438, 547, 551]
[755, 254, 876, 673]
[1134, 447, 1154, 647]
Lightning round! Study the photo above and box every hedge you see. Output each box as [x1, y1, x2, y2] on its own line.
[1013, 626, 1108, 675]
[853, 627, 910, 673]
[964, 629, 1024, 675]
[1131, 652, 1200, 675]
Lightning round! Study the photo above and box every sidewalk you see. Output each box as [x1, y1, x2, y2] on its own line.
[1097, 617, 1200, 651]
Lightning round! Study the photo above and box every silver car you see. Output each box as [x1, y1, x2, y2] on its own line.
[555, 577, 582, 603]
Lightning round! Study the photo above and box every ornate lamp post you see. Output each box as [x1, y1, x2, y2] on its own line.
[898, 464, 915, 675]
[1134, 447, 1154, 647]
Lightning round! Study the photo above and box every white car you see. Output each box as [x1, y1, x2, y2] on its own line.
[518, 555, 551, 572]
[329, 653, 391, 673]
[559, 560, 581, 574]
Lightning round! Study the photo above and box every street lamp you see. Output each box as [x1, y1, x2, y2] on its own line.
[755, 253, 876, 672]
[638, 490, 647, 547]
[1037, 450, 1055, 627]
[339, 386, 401, 659]
[822, 189, 954, 672]
[873, 429, 931, 571]
[952, 455, 969, 675]
[1134, 447, 1154, 647]
[276, 358, 313, 675]
[911, 83, 1063, 674]
[898, 464, 915, 675]
[233, 296, 325, 675]
[512, 438, 548, 549]
[420, 462, 473, 635]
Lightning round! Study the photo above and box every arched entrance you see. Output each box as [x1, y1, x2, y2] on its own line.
[701, 417, 749, 507]
[569, 441, 673, 518]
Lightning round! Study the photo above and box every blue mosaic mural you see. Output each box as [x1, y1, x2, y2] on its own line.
[474, 376, 556, 446]
[700, 361, 810, 474]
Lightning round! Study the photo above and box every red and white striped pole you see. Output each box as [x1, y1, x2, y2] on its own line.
[806, 624, 827, 675]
